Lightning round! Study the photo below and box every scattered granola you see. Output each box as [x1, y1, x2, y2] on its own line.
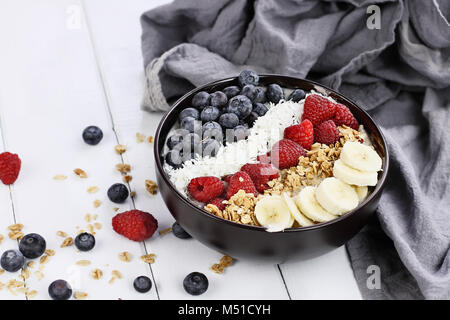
[0, 234, 3, 244]
[76, 260, 91, 266]
[115, 144, 127, 155]
[74, 168, 87, 178]
[61, 237, 73, 248]
[8, 231, 24, 240]
[93, 222, 102, 230]
[20, 268, 30, 280]
[90, 269, 103, 280]
[40, 255, 50, 265]
[140, 254, 156, 264]
[26, 290, 37, 298]
[93, 200, 101, 208]
[45, 249, 55, 256]
[109, 270, 122, 284]
[118, 251, 131, 262]
[211, 255, 234, 274]
[34, 270, 44, 280]
[136, 132, 146, 143]
[115, 163, 131, 174]
[158, 227, 172, 236]
[27, 261, 35, 268]
[84, 213, 91, 223]
[8, 223, 24, 232]
[74, 291, 88, 300]
[145, 179, 158, 195]
[56, 231, 67, 237]
[87, 186, 99, 194]
[147, 136, 154, 143]
[0, 269, 4, 275]
[87, 224, 96, 235]
[130, 191, 136, 198]
[53, 174, 67, 180]
[123, 175, 132, 183]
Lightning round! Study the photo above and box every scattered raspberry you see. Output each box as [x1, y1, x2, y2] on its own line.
[0, 152, 21, 185]
[187, 176, 225, 203]
[209, 198, 227, 211]
[283, 119, 314, 150]
[333, 104, 359, 130]
[302, 94, 336, 126]
[226, 171, 257, 199]
[314, 120, 340, 145]
[241, 163, 279, 193]
[271, 139, 305, 169]
[112, 210, 158, 241]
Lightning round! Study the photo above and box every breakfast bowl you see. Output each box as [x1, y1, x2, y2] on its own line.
[154, 74, 389, 263]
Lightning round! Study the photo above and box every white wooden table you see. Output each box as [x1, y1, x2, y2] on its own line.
[0, 0, 362, 300]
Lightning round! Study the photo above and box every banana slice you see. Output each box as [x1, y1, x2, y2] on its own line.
[255, 195, 293, 232]
[333, 159, 378, 186]
[341, 141, 382, 172]
[282, 193, 314, 227]
[353, 185, 368, 203]
[295, 187, 337, 222]
[316, 177, 359, 215]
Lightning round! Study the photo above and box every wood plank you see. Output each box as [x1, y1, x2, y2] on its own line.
[0, 0, 156, 300]
[82, 0, 289, 299]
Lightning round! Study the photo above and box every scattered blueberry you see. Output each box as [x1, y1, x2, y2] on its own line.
[179, 107, 200, 121]
[74, 232, 96, 252]
[172, 222, 192, 239]
[202, 139, 221, 157]
[165, 149, 184, 169]
[182, 133, 202, 155]
[227, 95, 252, 119]
[167, 133, 185, 150]
[200, 106, 220, 122]
[48, 280, 72, 300]
[192, 91, 211, 109]
[238, 70, 259, 87]
[288, 89, 306, 102]
[107, 183, 129, 203]
[183, 272, 209, 296]
[181, 116, 201, 133]
[82, 126, 103, 145]
[233, 125, 249, 142]
[253, 103, 269, 116]
[222, 86, 241, 99]
[246, 112, 259, 126]
[266, 84, 284, 103]
[19, 233, 46, 259]
[210, 91, 228, 108]
[0, 250, 24, 272]
[133, 276, 152, 293]
[219, 113, 239, 129]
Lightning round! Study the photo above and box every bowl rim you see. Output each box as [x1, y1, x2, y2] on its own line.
[154, 74, 390, 233]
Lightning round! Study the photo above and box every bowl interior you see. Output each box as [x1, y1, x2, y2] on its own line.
[154, 75, 389, 232]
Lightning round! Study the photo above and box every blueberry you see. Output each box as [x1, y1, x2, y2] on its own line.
[167, 133, 184, 150]
[238, 70, 259, 87]
[0, 250, 24, 272]
[165, 149, 184, 169]
[74, 232, 95, 252]
[288, 89, 306, 102]
[202, 121, 223, 141]
[183, 272, 208, 296]
[227, 95, 252, 119]
[210, 91, 228, 108]
[82, 126, 103, 145]
[172, 222, 192, 239]
[181, 116, 201, 133]
[202, 139, 221, 157]
[222, 86, 241, 99]
[192, 91, 211, 109]
[48, 280, 72, 300]
[200, 106, 220, 122]
[19, 233, 46, 259]
[219, 113, 239, 129]
[133, 276, 152, 293]
[253, 103, 269, 116]
[241, 85, 265, 103]
[107, 183, 129, 203]
[182, 133, 202, 155]
[247, 112, 259, 126]
[179, 107, 199, 121]
[266, 84, 285, 103]
[233, 125, 249, 142]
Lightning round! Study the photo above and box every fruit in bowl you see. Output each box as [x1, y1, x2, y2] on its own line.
[154, 72, 389, 262]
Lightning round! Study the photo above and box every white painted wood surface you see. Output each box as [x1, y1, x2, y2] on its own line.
[0, 0, 362, 300]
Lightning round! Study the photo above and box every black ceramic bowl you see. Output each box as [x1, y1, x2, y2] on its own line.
[154, 75, 389, 263]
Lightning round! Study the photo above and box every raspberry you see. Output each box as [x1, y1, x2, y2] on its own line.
[187, 176, 225, 203]
[257, 153, 271, 164]
[271, 139, 305, 169]
[283, 119, 314, 150]
[302, 94, 336, 126]
[0, 152, 21, 185]
[209, 198, 227, 211]
[241, 163, 279, 193]
[226, 171, 257, 199]
[314, 120, 340, 145]
[112, 210, 158, 241]
[222, 175, 233, 184]
[333, 104, 359, 130]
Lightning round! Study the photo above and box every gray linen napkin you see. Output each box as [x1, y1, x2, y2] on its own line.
[140, 0, 450, 299]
